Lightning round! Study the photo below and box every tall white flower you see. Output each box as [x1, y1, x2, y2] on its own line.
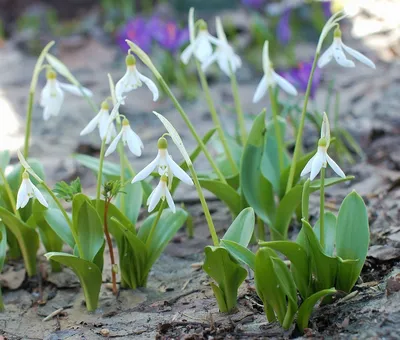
[40, 69, 92, 121]
[115, 54, 159, 103]
[318, 27, 376, 69]
[181, 8, 220, 65]
[80, 101, 116, 143]
[105, 118, 143, 157]
[132, 137, 193, 185]
[201, 16, 242, 76]
[147, 175, 175, 213]
[253, 41, 298, 103]
[16, 171, 48, 209]
[301, 113, 346, 181]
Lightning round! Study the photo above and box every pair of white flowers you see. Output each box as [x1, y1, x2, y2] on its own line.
[181, 8, 242, 77]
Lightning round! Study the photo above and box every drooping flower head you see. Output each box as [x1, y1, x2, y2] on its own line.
[318, 26, 376, 69]
[201, 16, 242, 77]
[117, 17, 153, 54]
[301, 112, 345, 180]
[147, 174, 176, 213]
[16, 171, 48, 209]
[115, 53, 159, 103]
[253, 40, 298, 103]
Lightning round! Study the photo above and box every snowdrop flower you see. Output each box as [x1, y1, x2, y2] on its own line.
[301, 113, 345, 181]
[105, 118, 143, 157]
[80, 101, 116, 143]
[40, 69, 92, 121]
[253, 41, 298, 103]
[147, 174, 175, 213]
[318, 27, 376, 69]
[115, 54, 159, 103]
[181, 8, 220, 65]
[201, 17, 242, 76]
[16, 171, 48, 209]
[132, 137, 193, 185]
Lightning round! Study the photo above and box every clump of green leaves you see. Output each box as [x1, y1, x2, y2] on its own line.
[53, 177, 82, 202]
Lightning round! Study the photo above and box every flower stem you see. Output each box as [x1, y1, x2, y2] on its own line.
[268, 87, 284, 173]
[230, 70, 247, 145]
[319, 167, 325, 250]
[196, 62, 238, 174]
[285, 53, 319, 194]
[0, 167, 19, 218]
[96, 138, 107, 211]
[188, 165, 219, 246]
[23, 92, 34, 159]
[145, 200, 166, 248]
[104, 197, 118, 295]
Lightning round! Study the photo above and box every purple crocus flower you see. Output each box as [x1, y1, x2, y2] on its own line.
[280, 61, 322, 99]
[241, 0, 265, 10]
[277, 9, 291, 45]
[117, 17, 152, 54]
[149, 18, 189, 53]
[322, 2, 332, 18]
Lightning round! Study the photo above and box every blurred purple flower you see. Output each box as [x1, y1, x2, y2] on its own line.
[149, 18, 189, 53]
[322, 2, 332, 18]
[280, 61, 321, 99]
[241, 0, 265, 10]
[277, 9, 291, 45]
[117, 17, 152, 53]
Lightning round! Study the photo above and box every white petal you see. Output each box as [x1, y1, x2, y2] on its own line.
[300, 154, 316, 177]
[124, 127, 143, 157]
[104, 130, 123, 157]
[164, 187, 176, 213]
[218, 54, 231, 77]
[115, 69, 130, 99]
[131, 154, 160, 183]
[148, 182, 164, 212]
[16, 180, 29, 210]
[253, 75, 268, 103]
[341, 42, 376, 69]
[105, 123, 117, 144]
[215, 16, 227, 43]
[273, 71, 298, 96]
[326, 154, 346, 178]
[80, 113, 101, 136]
[194, 35, 213, 63]
[206, 32, 222, 46]
[201, 52, 219, 72]
[332, 41, 355, 68]
[310, 150, 325, 180]
[321, 112, 331, 147]
[138, 73, 159, 101]
[166, 154, 193, 185]
[262, 41, 271, 75]
[32, 184, 49, 207]
[58, 82, 93, 97]
[318, 44, 334, 68]
[98, 111, 111, 139]
[188, 7, 195, 43]
[181, 43, 196, 64]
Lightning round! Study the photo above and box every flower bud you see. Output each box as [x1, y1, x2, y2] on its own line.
[157, 137, 168, 149]
[197, 19, 208, 31]
[125, 54, 136, 66]
[101, 101, 109, 110]
[334, 26, 342, 38]
[46, 69, 57, 80]
[318, 137, 328, 148]
[122, 118, 130, 126]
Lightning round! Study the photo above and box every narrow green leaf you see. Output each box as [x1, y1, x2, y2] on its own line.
[220, 239, 255, 270]
[313, 212, 336, 256]
[309, 176, 354, 191]
[297, 288, 336, 333]
[116, 181, 143, 225]
[45, 252, 102, 311]
[222, 207, 255, 246]
[0, 222, 7, 271]
[43, 208, 75, 249]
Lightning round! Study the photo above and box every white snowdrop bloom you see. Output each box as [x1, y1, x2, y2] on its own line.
[132, 137, 193, 186]
[318, 27, 376, 69]
[181, 8, 220, 65]
[80, 101, 115, 143]
[40, 69, 93, 121]
[147, 175, 175, 213]
[105, 118, 143, 157]
[253, 41, 298, 103]
[301, 113, 346, 181]
[16, 171, 48, 209]
[201, 16, 242, 76]
[115, 54, 159, 103]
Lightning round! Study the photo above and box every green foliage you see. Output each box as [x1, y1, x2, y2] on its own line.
[53, 177, 82, 202]
[0, 222, 7, 311]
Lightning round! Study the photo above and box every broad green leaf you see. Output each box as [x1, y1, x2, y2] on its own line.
[297, 288, 336, 333]
[72, 194, 104, 262]
[302, 220, 337, 292]
[199, 179, 241, 216]
[0, 207, 39, 276]
[336, 191, 369, 292]
[313, 212, 337, 256]
[45, 252, 102, 311]
[203, 246, 247, 312]
[261, 118, 290, 194]
[254, 247, 286, 323]
[138, 208, 188, 270]
[302, 179, 311, 220]
[209, 282, 228, 311]
[115, 181, 143, 225]
[241, 110, 276, 225]
[221, 239, 255, 270]
[259, 240, 310, 299]
[44, 208, 75, 248]
[273, 185, 303, 240]
[222, 207, 255, 247]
